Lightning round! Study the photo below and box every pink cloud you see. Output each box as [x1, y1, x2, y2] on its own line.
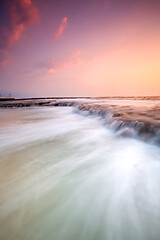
[72, 50, 81, 57]
[0, 0, 39, 64]
[24, 0, 32, 4]
[0, 58, 10, 67]
[47, 68, 55, 75]
[9, 24, 25, 45]
[47, 50, 82, 75]
[53, 17, 68, 40]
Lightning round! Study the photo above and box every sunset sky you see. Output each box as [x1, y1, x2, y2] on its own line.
[0, 0, 160, 97]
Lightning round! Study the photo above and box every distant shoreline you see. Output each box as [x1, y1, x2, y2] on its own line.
[0, 96, 160, 102]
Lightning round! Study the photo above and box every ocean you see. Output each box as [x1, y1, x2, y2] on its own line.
[0, 99, 160, 240]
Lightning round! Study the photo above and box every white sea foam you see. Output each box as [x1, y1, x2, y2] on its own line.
[0, 107, 160, 240]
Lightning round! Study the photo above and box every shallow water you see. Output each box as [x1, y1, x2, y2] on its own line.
[0, 107, 160, 240]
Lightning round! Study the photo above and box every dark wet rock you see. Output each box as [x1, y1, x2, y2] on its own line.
[139, 122, 155, 135]
[38, 101, 51, 106]
[113, 113, 122, 117]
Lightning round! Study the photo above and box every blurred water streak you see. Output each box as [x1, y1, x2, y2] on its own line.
[0, 107, 160, 240]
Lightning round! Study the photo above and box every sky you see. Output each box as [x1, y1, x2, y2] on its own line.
[0, 0, 160, 97]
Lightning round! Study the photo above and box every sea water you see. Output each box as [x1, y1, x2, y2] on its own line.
[0, 107, 160, 240]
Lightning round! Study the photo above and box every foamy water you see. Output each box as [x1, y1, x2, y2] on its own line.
[0, 107, 160, 240]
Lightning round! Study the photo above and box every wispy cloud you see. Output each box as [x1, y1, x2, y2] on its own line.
[72, 50, 81, 57]
[0, 0, 39, 64]
[35, 50, 83, 75]
[0, 58, 9, 67]
[47, 50, 83, 74]
[24, 0, 32, 4]
[53, 17, 68, 40]
[47, 68, 55, 74]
